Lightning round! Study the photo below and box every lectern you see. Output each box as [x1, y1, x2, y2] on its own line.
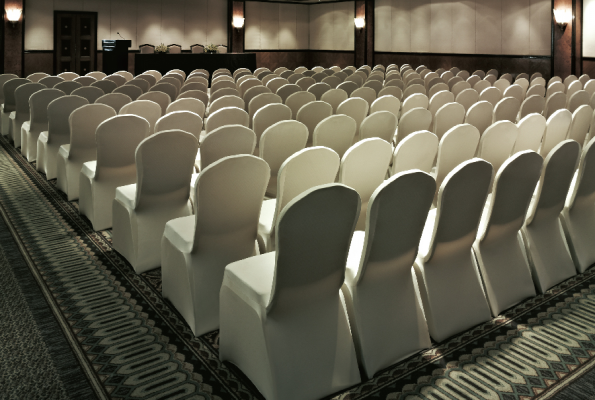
[102, 40, 131, 75]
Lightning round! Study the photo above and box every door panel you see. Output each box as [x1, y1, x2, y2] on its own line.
[54, 12, 97, 75]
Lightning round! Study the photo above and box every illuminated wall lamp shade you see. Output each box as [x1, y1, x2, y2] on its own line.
[354, 17, 365, 30]
[553, 8, 572, 32]
[6, 8, 22, 26]
[232, 17, 245, 30]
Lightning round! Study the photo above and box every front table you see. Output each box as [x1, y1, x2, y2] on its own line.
[134, 53, 257, 79]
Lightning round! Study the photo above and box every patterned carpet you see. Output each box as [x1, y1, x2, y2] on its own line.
[1, 133, 595, 400]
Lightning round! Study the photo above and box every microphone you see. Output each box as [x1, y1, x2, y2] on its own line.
[117, 32, 125, 40]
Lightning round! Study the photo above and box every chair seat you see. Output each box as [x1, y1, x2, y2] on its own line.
[81, 160, 97, 179]
[224, 252, 276, 307]
[38, 131, 48, 144]
[58, 144, 70, 158]
[258, 199, 276, 234]
[163, 215, 195, 253]
[114, 184, 137, 209]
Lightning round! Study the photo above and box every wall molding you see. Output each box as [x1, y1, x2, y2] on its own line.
[375, 51, 551, 60]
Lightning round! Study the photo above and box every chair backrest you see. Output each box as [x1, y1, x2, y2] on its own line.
[2, 78, 31, 111]
[351, 87, 377, 108]
[205, 106, 249, 134]
[568, 90, 590, 113]
[167, 44, 182, 54]
[359, 110, 397, 143]
[134, 91, 170, 116]
[567, 104, 593, 145]
[370, 95, 400, 121]
[296, 101, 333, 145]
[566, 80, 582, 102]
[543, 91, 566, 119]
[190, 44, 204, 53]
[14, 83, 46, 117]
[104, 74, 126, 87]
[307, 82, 332, 100]
[319, 88, 347, 113]
[28, 89, 65, 130]
[526, 140, 579, 226]
[0, 74, 19, 103]
[239, 79, 262, 96]
[267, 78, 290, 94]
[53, 81, 82, 95]
[395, 107, 432, 144]
[248, 93, 282, 124]
[353, 170, 435, 285]
[26, 72, 50, 82]
[47, 96, 89, 144]
[155, 110, 202, 141]
[267, 183, 359, 314]
[313, 114, 357, 158]
[518, 94, 546, 120]
[493, 96, 521, 123]
[91, 79, 117, 94]
[321, 76, 341, 89]
[134, 129, 197, 209]
[217, 45, 228, 54]
[546, 81, 565, 100]
[296, 76, 316, 91]
[207, 95, 241, 116]
[144, 70, 162, 81]
[137, 74, 157, 88]
[566, 136, 595, 213]
[391, 130, 438, 176]
[253, 103, 292, 151]
[526, 84, 546, 98]
[150, 82, 177, 102]
[464, 100, 493, 135]
[402, 93, 429, 115]
[192, 154, 269, 257]
[139, 44, 155, 54]
[73, 76, 97, 87]
[336, 81, 359, 96]
[474, 80, 491, 95]
[211, 79, 236, 93]
[275, 83, 300, 104]
[57, 72, 79, 81]
[115, 70, 134, 82]
[119, 100, 161, 134]
[540, 109, 573, 157]
[95, 93, 132, 113]
[211, 88, 242, 105]
[260, 120, 308, 178]
[515, 78, 530, 93]
[428, 90, 454, 119]
[433, 102, 466, 139]
[67, 104, 116, 160]
[403, 83, 426, 100]
[479, 86, 503, 107]
[585, 80, 595, 98]
[478, 151, 543, 243]
[166, 97, 205, 118]
[199, 125, 256, 170]
[86, 71, 107, 81]
[477, 120, 519, 177]
[514, 113, 547, 154]
[113, 84, 143, 101]
[94, 115, 148, 178]
[423, 158, 492, 262]
[455, 88, 479, 112]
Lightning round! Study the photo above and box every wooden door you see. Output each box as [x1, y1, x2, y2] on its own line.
[54, 12, 97, 75]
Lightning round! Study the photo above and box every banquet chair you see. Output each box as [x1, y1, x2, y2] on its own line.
[253, 103, 292, 155]
[166, 97, 205, 118]
[566, 80, 582, 103]
[567, 90, 590, 113]
[95, 93, 132, 113]
[363, 80, 382, 95]
[503, 84, 524, 103]
[217, 45, 228, 54]
[138, 91, 170, 116]
[493, 97, 521, 123]
[429, 82, 449, 99]
[455, 88, 479, 112]
[115, 70, 134, 82]
[10, 82, 45, 147]
[564, 75, 579, 93]
[567, 104, 593, 145]
[57, 72, 79, 81]
[313, 115, 357, 158]
[211, 88, 241, 104]
[150, 82, 177, 102]
[432, 102, 466, 139]
[91, 79, 117, 94]
[342, 170, 434, 379]
[339, 138, 392, 230]
[137, 74, 157, 88]
[78, 115, 149, 231]
[273, 67, 288, 75]
[279, 70, 294, 80]
[220, 183, 361, 400]
[296, 101, 333, 146]
[86, 71, 107, 81]
[479, 86, 503, 107]
[177, 89, 209, 109]
[474, 80, 491, 95]
[112, 129, 197, 273]
[307, 82, 332, 100]
[189, 43, 204, 53]
[513, 113, 547, 154]
[320, 88, 348, 113]
[526, 84, 546, 98]
[530, 77, 546, 87]
[285, 91, 315, 120]
[113, 84, 142, 101]
[521, 140, 579, 293]
[56, 104, 116, 200]
[518, 95, 546, 121]
[155, 110, 203, 153]
[267, 78, 289, 94]
[119, 100, 161, 134]
[260, 120, 308, 198]
[261, 74, 279, 87]
[515, 78, 530, 93]
[26, 72, 49, 82]
[428, 90, 454, 120]
[194, 124, 255, 177]
[414, 158, 493, 341]
[166, 44, 181, 54]
[205, 107, 249, 135]
[322, 76, 341, 89]
[0, 73, 19, 135]
[139, 44, 155, 54]
[370, 95, 400, 120]
[561, 136, 595, 272]
[212, 79, 236, 93]
[585, 80, 595, 98]
[240, 79, 262, 97]
[476, 121, 519, 185]
[243, 86, 271, 111]
[473, 151, 542, 316]
[401, 93, 429, 115]
[296, 77, 316, 91]
[20, 88, 65, 161]
[546, 81, 565, 100]
[385, 79, 405, 93]
[37, 96, 89, 179]
[359, 111, 397, 143]
[394, 107, 432, 145]
[73, 76, 96, 87]
[484, 75, 497, 85]
[390, 130, 438, 176]
[467, 75, 481, 88]
[181, 82, 208, 95]
[163, 154, 269, 338]
[54, 81, 82, 95]
[403, 84, 425, 100]
[457, 70, 470, 80]
[473, 70, 486, 79]
[450, 80, 468, 96]
[209, 95, 244, 116]
[579, 74, 591, 86]
[145, 70, 163, 81]
[543, 91, 566, 119]
[337, 81, 359, 96]
[257, 147, 340, 253]
[248, 93, 282, 127]
[540, 109, 572, 157]
[104, 74, 126, 87]
[465, 101, 494, 135]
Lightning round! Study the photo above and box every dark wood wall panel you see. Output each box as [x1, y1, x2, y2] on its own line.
[354, 1, 366, 67]
[252, 51, 355, 71]
[553, 0, 573, 77]
[24, 53, 53, 76]
[4, 0, 24, 76]
[365, 0, 374, 66]
[231, 1, 245, 53]
[583, 59, 595, 78]
[375, 53, 552, 79]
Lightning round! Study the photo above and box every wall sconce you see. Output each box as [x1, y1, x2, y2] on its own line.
[232, 17, 245, 31]
[553, 8, 572, 32]
[354, 17, 365, 32]
[6, 8, 22, 27]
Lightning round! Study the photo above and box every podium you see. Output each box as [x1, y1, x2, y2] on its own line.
[102, 40, 131, 75]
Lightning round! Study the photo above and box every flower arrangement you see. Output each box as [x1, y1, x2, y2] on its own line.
[155, 43, 168, 53]
[205, 44, 218, 54]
